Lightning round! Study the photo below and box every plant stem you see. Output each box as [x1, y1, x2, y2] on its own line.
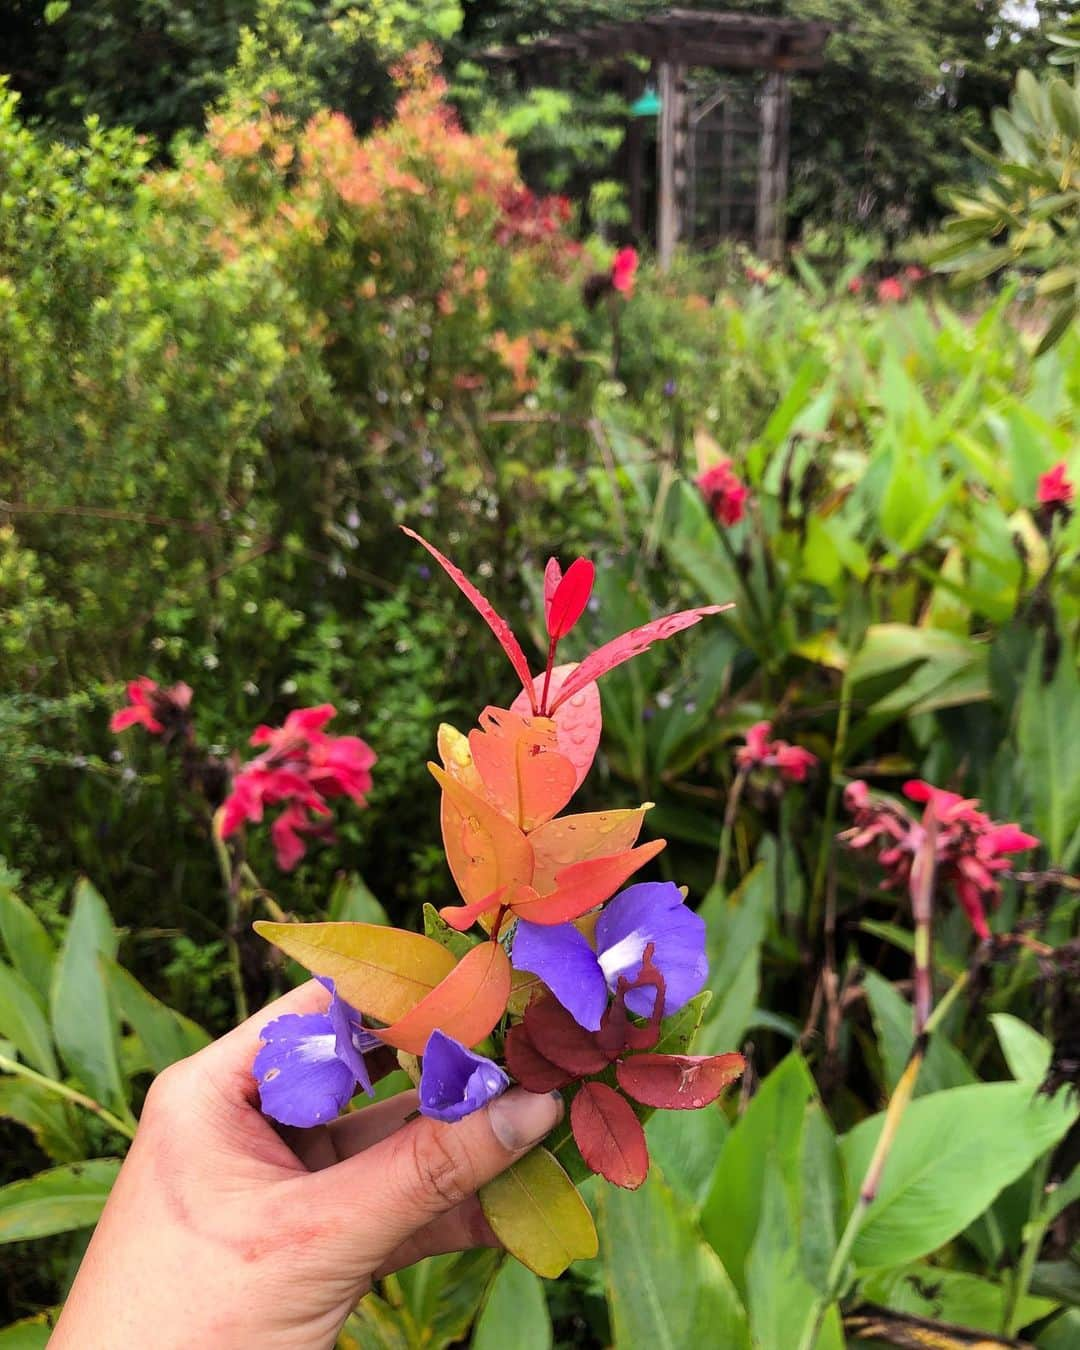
[0, 1053, 137, 1141]
[212, 808, 249, 1023]
[1003, 1152, 1052, 1337]
[808, 666, 853, 935]
[909, 810, 939, 1036]
[714, 764, 750, 888]
[796, 968, 969, 1350]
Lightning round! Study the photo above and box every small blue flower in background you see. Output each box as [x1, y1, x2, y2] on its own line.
[511, 881, 707, 1032]
[419, 1029, 509, 1123]
[254, 977, 381, 1128]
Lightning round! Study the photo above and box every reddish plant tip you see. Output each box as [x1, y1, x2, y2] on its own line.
[546, 558, 595, 641]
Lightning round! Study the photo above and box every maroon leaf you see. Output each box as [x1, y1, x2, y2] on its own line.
[525, 996, 612, 1076]
[504, 1022, 573, 1093]
[403, 527, 536, 709]
[595, 944, 666, 1055]
[616, 1052, 746, 1110]
[550, 605, 732, 711]
[546, 558, 595, 640]
[570, 1082, 649, 1189]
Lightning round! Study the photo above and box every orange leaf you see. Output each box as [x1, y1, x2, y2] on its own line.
[468, 706, 576, 829]
[378, 941, 512, 1055]
[511, 838, 666, 926]
[529, 805, 652, 894]
[511, 664, 601, 790]
[431, 762, 534, 908]
[253, 921, 456, 1023]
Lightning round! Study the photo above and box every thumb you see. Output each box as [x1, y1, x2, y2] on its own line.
[303, 1088, 563, 1265]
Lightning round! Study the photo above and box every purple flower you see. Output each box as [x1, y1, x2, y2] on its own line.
[254, 978, 381, 1127]
[419, 1029, 509, 1123]
[511, 881, 707, 1032]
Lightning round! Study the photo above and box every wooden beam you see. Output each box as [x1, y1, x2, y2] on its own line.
[657, 61, 688, 270]
[755, 70, 790, 262]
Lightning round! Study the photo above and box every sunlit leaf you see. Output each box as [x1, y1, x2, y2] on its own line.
[378, 941, 511, 1055]
[253, 921, 456, 1023]
[528, 806, 651, 894]
[479, 1146, 598, 1278]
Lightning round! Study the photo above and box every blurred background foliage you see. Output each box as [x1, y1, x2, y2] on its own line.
[1, 1, 1080, 1346]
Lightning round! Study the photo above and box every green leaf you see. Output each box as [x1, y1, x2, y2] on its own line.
[422, 903, 479, 959]
[990, 1014, 1053, 1085]
[1036, 1308, 1080, 1349]
[601, 1167, 750, 1350]
[0, 883, 55, 1006]
[0, 1312, 59, 1348]
[859, 1262, 1057, 1334]
[864, 971, 975, 1096]
[472, 1257, 553, 1350]
[50, 880, 125, 1112]
[646, 1103, 729, 1211]
[700, 1053, 818, 1296]
[0, 1078, 82, 1163]
[327, 873, 389, 925]
[799, 1103, 843, 1293]
[479, 1147, 597, 1279]
[0, 964, 58, 1077]
[340, 1295, 409, 1350]
[395, 1249, 499, 1348]
[840, 1082, 1079, 1269]
[104, 960, 210, 1075]
[1017, 635, 1080, 860]
[1045, 1164, 1080, 1225]
[0, 1158, 121, 1243]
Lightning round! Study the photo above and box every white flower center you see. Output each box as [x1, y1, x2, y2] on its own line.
[598, 931, 648, 987]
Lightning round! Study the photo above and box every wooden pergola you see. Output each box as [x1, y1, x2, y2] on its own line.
[486, 10, 831, 265]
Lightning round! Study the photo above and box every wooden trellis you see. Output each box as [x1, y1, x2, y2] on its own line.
[485, 9, 830, 265]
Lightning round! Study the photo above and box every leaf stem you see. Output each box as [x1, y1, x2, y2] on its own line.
[807, 666, 853, 935]
[0, 1053, 137, 1141]
[1002, 1152, 1052, 1337]
[714, 764, 750, 888]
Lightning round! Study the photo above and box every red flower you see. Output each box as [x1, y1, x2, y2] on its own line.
[110, 677, 193, 738]
[876, 277, 905, 303]
[736, 720, 818, 784]
[1037, 462, 1074, 509]
[847, 276, 863, 295]
[841, 778, 1038, 939]
[903, 264, 927, 282]
[696, 460, 749, 527]
[221, 705, 376, 871]
[611, 247, 638, 296]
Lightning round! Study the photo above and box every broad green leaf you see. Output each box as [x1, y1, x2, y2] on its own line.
[396, 1249, 500, 1348]
[327, 873, 389, 926]
[253, 921, 457, 1024]
[601, 1167, 750, 1350]
[1037, 1308, 1080, 1349]
[0, 1078, 82, 1163]
[849, 624, 982, 685]
[863, 971, 974, 1096]
[990, 1013, 1052, 1085]
[472, 1257, 552, 1350]
[800, 1103, 843, 1292]
[339, 1296, 409, 1350]
[841, 1082, 1079, 1269]
[1046, 1164, 1080, 1225]
[104, 960, 210, 1074]
[860, 1262, 1057, 1334]
[646, 1104, 729, 1210]
[700, 1053, 817, 1296]
[0, 1312, 59, 1348]
[1032, 1261, 1080, 1306]
[0, 964, 58, 1077]
[50, 879, 124, 1112]
[479, 1147, 597, 1278]
[0, 884, 55, 1006]
[0, 1158, 121, 1243]
[1017, 636, 1080, 860]
[423, 902, 479, 959]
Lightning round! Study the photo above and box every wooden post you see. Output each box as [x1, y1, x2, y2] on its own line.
[656, 62, 686, 271]
[627, 69, 646, 240]
[755, 70, 790, 262]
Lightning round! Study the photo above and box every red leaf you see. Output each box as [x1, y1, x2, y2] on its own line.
[550, 605, 732, 711]
[616, 1053, 746, 1110]
[570, 1082, 649, 1189]
[596, 945, 666, 1055]
[524, 997, 611, 1076]
[546, 558, 595, 640]
[511, 664, 601, 791]
[504, 1022, 573, 1093]
[543, 558, 562, 617]
[403, 527, 536, 709]
[377, 941, 512, 1056]
[511, 838, 666, 926]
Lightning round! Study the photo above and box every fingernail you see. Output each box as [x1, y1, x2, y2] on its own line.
[488, 1087, 564, 1152]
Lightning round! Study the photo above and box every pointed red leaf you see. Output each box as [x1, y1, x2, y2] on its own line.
[543, 558, 562, 618]
[549, 605, 733, 711]
[546, 558, 595, 640]
[616, 1052, 746, 1109]
[504, 1021, 573, 1093]
[403, 527, 536, 709]
[511, 664, 601, 790]
[570, 1082, 649, 1189]
[510, 838, 666, 926]
[524, 996, 612, 1076]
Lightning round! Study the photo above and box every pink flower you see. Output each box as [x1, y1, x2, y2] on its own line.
[736, 720, 818, 784]
[847, 276, 863, 295]
[110, 677, 193, 738]
[221, 705, 376, 871]
[903, 264, 926, 282]
[611, 247, 639, 296]
[696, 460, 749, 527]
[841, 779, 1038, 939]
[876, 277, 905, 303]
[1037, 462, 1074, 509]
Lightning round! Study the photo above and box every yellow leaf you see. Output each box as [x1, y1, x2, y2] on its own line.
[479, 1147, 598, 1278]
[529, 805, 652, 894]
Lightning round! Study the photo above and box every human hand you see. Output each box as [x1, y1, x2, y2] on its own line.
[51, 981, 563, 1350]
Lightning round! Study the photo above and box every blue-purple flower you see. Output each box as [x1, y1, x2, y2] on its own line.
[419, 1029, 509, 1123]
[511, 881, 707, 1032]
[254, 977, 381, 1127]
